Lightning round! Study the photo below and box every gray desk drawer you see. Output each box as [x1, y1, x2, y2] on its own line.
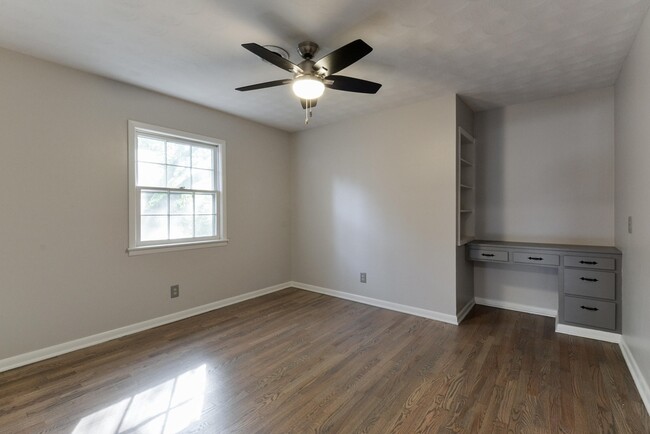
[470, 249, 509, 262]
[513, 252, 560, 266]
[564, 255, 615, 270]
[469, 249, 509, 262]
[564, 296, 616, 330]
[564, 269, 615, 300]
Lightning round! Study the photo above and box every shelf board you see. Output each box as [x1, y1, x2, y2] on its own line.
[458, 127, 475, 145]
[460, 209, 473, 213]
[460, 184, 473, 189]
[460, 158, 474, 167]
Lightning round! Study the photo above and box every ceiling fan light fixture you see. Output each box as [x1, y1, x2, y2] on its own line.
[292, 76, 325, 100]
[237, 40, 380, 125]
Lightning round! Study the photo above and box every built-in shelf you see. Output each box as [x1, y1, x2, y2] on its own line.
[457, 127, 476, 246]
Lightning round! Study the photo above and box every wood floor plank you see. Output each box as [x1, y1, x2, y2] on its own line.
[0, 288, 648, 433]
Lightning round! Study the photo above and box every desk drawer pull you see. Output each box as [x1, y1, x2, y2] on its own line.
[580, 277, 599, 282]
[581, 306, 599, 312]
[481, 253, 495, 257]
[580, 260, 598, 265]
[528, 257, 544, 261]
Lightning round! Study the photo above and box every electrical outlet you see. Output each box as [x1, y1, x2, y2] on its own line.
[360, 273, 367, 283]
[628, 216, 633, 234]
[170, 284, 180, 298]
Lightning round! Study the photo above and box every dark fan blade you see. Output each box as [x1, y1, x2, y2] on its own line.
[325, 75, 382, 94]
[236, 79, 292, 92]
[313, 39, 373, 76]
[242, 43, 303, 74]
[300, 99, 318, 109]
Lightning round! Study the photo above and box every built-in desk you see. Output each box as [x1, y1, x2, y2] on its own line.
[468, 240, 622, 335]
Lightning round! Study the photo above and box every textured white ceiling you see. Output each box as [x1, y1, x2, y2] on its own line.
[0, 0, 648, 131]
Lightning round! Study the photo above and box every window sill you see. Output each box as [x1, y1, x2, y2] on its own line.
[127, 239, 229, 256]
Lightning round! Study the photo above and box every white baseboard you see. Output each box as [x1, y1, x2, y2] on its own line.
[290, 281, 459, 325]
[555, 322, 621, 344]
[620, 337, 650, 415]
[456, 299, 475, 324]
[0, 282, 291, 373]
[474, 297, 557, 318]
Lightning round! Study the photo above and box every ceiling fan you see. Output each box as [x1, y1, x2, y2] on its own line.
[236, 39, 382, 124]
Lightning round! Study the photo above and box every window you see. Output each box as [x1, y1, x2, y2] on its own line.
[128, 121, 226, 254]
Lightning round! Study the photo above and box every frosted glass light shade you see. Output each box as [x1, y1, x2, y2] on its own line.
[292, 76, 325, 99]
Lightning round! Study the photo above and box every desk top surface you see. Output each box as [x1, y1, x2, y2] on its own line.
[470, 240, 621, 255]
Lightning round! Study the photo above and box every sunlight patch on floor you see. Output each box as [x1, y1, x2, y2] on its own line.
[72, 364, 207, 434]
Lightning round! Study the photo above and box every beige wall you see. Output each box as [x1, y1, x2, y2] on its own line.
[474, 88, 615, 311]
[290, 95, 458, 316]
[615, 3, 650, 406]
[0, 48, 291, 360]
[475, 87, 615, 245]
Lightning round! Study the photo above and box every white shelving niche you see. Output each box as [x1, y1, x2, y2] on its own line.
[457, 127, 476, 246]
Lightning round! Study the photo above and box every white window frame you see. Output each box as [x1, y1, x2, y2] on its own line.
[127, 120, 227, 255]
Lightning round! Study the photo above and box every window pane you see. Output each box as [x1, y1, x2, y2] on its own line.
[141, 216, 168, 241]
[192, 146, 213, 169]
[137, 136, 165, 164]
[195, 215, 215, 237]
[167, 166, 191, 189]
[138, 162, 166, 187]
[167, 142, 191, 167]
[170, 193, 193, 215]
[170, 216, 193, 239]
[192, 168, 214, 190]
[141, 191, 168, 215]
[195, 194, 214, 214]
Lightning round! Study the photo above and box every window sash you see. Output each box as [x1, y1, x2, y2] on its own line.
[135, 134, 218, 190]
[135, 188, 221, 246]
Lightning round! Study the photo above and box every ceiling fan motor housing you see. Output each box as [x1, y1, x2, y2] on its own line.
[297, 41, 319, 60]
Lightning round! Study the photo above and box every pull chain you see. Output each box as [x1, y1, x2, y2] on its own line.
[304, 99, 309, 125]
[304, 99, 314, 125]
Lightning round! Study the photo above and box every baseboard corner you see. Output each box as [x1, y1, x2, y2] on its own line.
[619, 336, 650, 416]
[456, 299, 476, 324]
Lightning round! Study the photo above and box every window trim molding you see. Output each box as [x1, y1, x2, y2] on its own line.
[127, 120, 227, 255]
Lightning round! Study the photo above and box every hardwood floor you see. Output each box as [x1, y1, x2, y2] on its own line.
[1, 288, 648, 433]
